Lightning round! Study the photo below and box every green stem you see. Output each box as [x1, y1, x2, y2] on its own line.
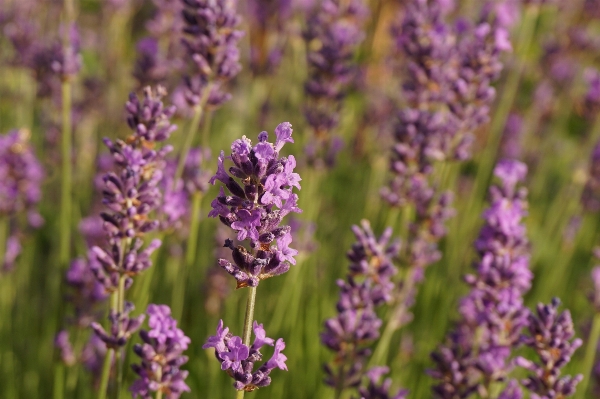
[576, 313, 600, 399]
[0, 217, 7, 268]
[97, 348, 114, 399]
[60, 79, 73, 267]
[156, 391, 163, 399]
[175, 105, 203, 182]
[172, 192, 203, 320]
[235, 286, 258, 399]
[114, 274, 127, 399]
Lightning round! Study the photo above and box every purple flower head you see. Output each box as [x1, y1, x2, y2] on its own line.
[55, 330, 76, 367]
[204, 320, 286, 391]
[584, 68, 600, 118]
[516, 298, 583, 399]
[91, 302, 145, 349]
[302, 0, 368, 164]
[358, 366, 408, 399]
[209, 123, 301, 288]
[431, 159, 531, 398]
[64, 258, 108, 328]
[322, 220, 400, 391]
[131, 304, 191, 399]
[90, 87, 175, 292]
[180, 0, 244, 109]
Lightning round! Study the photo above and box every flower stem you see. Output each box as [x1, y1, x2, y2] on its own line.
[97, 348, 114, 399]
[59, 80, 73, 267]
[576, 312, 600, 399]
[172, 192, 203, 320]
[175, 105, 203, 182]
[235, 286, 258, 399]
[114, 274, 127, 399]
[0, 217, 7, 269]
[156, 392, 163, 399]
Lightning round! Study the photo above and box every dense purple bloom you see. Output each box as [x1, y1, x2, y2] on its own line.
[203, 320, 287, 391]
[302, 0, 368, 164]
[208, 122, 301, 288]
[130, 304, 191, 399]
[91, 302, 145, 349]
[581, 140, 600, 213]
[90, 87, 176, 292]
[180, 0, 244, 109]
[430, 160, 532, 398]
[322, 220, 401, 392]
[515, 298, 583, 399]
[357, 367, 408, 399]
[0, 128, 44, 270]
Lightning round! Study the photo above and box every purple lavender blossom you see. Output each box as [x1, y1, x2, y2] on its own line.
[130, 304, 191, 398]
[208, 122, 301, 288]
[322, 220, 401, 392]
[582, 140, 600, 213]
[302, 0, 368, 164]
[430, 160, 532, 398]
[0, 128, 44, 270]
[90, 87, 176, 292]
[584, 68, 600, 119]
[203, 320, 287, 391]
[515, 298, 583, 399]
[55, 330, 77, 367]
[180, 0, 244, 109]
[91, 302, 145, 349]
[65, 258, 108, 328]
[357, 367, 408, 399]
[246, 0, 291, 74]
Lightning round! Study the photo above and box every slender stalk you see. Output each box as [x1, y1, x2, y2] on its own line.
[114, 274, 127, 399]
[172, 192, 203, 320]
[156, 392, 163, 399]
[235, 286, 258, 399]
[97, 348, 114, 399]
[60, 79, 73, 266]
[576, 312, 600, 399]
[0, 217, 7, 269]
[175, 105, 203, 182]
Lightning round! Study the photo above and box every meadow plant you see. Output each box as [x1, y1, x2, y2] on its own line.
[205, 122, 300, 394]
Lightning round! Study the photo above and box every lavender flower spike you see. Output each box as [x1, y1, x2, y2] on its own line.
[203, 320, 287, 392]
[180, 0, 244, 108]
[516, 298, 583, 399]
[430, 159, 532, 398]
[131, 304, 191, 399]
[208, 122, 302, 288]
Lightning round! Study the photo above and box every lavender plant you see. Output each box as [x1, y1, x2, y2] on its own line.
[205, 122, 300, 395]
[0, 129, 44, 271]
[321, 220, 405, 397]
[88, 86, 176, 398]
[302, 0, 368, 166]
[430, 160, 532, 398]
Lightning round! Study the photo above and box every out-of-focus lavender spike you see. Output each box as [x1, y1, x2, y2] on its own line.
[0, 129, 44, 271]
[302, 0, 368, 166]
[203, 320, 287, 391]
[180, 0, 244, 109]
[499, 380, 523, 399]
[581, 140, 600, 213]
[91, 302, 145, 349]
[90, 87, 176, 293]
[204, 224, 233, 316]
[357, 366, 408, 399]
[584, 68, 600, 119]
[515, 298, 583, 399]
[208, 122, 302, 288]
[246, 0, 292, 75]
[130, 304, 191, 398]
[430, 160, 532, 398]
[64, 258, 108, 328]
[321, 220, 404, 394]
[55, 330, 77, 367]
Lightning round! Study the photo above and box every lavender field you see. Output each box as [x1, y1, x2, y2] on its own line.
[1, 0, 600, 398]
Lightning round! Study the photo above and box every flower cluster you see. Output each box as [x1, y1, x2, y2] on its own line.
[302, 0, 368, 165]
[130, 304, 191, 399]
[64, 258, 108, 328]
[0, 128, 44, 270]
[357, 367, 408, 399]
[91, 302, 145, 349]
[515, 298, 583, 399]
[180, 0, 244, 108]
[321, 220, 400, 391]
[203, 320, 287, 392]
[208, 122, 301, 288]
[430, 160, 532, 398]
[90, 86, 176, 292]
